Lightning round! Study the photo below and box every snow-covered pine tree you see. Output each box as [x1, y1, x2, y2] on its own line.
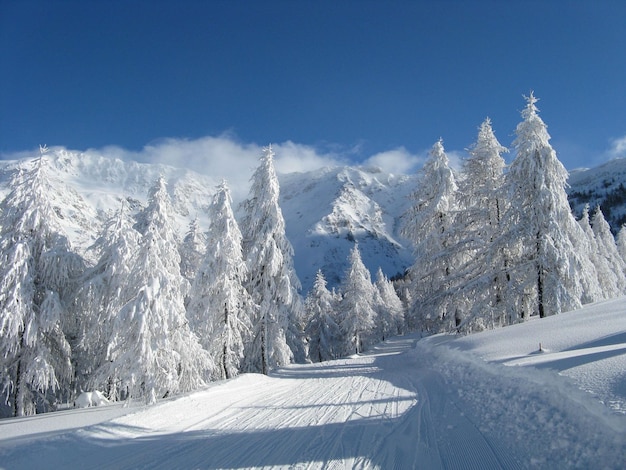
[240, 145, 305, 374]
[575, 206, 606, 303]
[304, 270, 342, 362]
[0, 148, 84, 416]
[374, 268, 405, 340]
[503, 93, 589, 318]
[455, 118, 512, 330]
[338, 244, 377, 355]
[401, 139, 459, 332]
[102, 177, 212, 402]
[180, 217, 205, 286]
[578, 205, 608, 304]
[616, 224, 626, 263]
[187, 181, 253, 380]
[73, 204, 140, 397]
[591, 206, 626, 297]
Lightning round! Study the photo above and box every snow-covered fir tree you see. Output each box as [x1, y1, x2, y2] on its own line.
[304, 270, 342, 362]
[591, 206, 626, 296]
[102, 177, 212, 402]
[0, 149, 84, 416]
[455, 118, 513, 330]
[73, 204, 140, 397]
[616, 224, 626, 263]
[374, 268, 405, 340]
[240, 145, 304, 374]
[502, 93, 590, 319]
[338, 244, 377, 355]
[575, 206, 605, 303]
[187, 181, 253, 380]
[180, 217, 205, 286]
[401, 139, 459, 332]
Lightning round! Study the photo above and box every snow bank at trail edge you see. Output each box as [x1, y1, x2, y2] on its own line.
[417, 297, 626, 468]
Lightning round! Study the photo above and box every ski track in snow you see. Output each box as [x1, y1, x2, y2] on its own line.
[1, 329, 625, 469]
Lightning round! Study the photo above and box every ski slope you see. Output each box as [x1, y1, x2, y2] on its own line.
[1, 299, 625, 469]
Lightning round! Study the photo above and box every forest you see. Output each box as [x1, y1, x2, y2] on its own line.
[2, 93, 626, 418]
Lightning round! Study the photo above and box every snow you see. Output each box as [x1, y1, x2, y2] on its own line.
[1, 298, 625, 468]
[74, 391, 110, 408]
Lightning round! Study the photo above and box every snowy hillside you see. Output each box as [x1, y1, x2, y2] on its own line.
[280, 166, 415, 290]
[1, 297, 624, 469]
[568, 157, 626, 231]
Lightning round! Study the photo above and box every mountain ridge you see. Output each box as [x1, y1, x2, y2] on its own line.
[0, 149, 622, 292]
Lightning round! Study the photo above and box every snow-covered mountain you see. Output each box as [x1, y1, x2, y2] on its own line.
[0, 150, 417, 292]
[280, 166, 416, 290]
[1, 149, 625, 293]
[567, 157, 626, 231]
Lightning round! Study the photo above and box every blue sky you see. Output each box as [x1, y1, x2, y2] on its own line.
[1, 0, 625, 174]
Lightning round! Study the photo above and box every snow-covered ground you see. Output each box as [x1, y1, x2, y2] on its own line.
[1, 298, 625, 469]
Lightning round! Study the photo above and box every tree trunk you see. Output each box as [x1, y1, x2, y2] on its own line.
[536, 232, 545, 318]
[537, 265, 545, 318]
[13, 332, 25, 417]
[261, 312, 268, 375]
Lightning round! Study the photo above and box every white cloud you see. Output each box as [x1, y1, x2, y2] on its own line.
[272, 141, 347, 174]
[81, 135, 348, 203]
[362, 147, 424, 175]
[3, 135, 468, 201]
[609, 135, 626, 158]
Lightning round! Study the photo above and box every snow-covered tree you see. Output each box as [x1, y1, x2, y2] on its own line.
[304, 270, 342, 362]
[401, 139, 459, 332]
[187, 181, 253, 380]
[455, 118, 513, 330]
[575, 206, 604, 304]
[502, 93, 589, 318]
[100, 177, 212, 402]
[616, 224, 626, 263]
[180, 217, 205, 285]
[374, 268, 405, 340]
[0, 149, 84, 416]
[338, 244, 377, 355]
[73, 204, 140, 395]
[591, 206, 626, 297]
[240, 145, 305, 374]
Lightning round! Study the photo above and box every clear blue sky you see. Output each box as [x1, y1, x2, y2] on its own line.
[1, 0, 625, 170]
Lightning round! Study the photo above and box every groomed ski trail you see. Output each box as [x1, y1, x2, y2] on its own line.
[1, 334, 624, 469]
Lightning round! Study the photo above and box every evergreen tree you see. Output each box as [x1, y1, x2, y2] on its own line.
[374, 268, 405, 340]
[304, 270, 341, 362]
[455, 118, 512, 330]
[503, 93, 588, 318]
[575, 206, 605, 303]
[0, 148, 84, 416]
[74, 204, 140, 396]
[591, 206, 626, 297]
[616, 224, 626, 263]
[100, 177, 212, 402]
[187, 181, 253, 380]
[240, 145, 304, 374]
[401, 139, 459, 332]
[180, 217, 205, 285]
[338, 245, 377, 355]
